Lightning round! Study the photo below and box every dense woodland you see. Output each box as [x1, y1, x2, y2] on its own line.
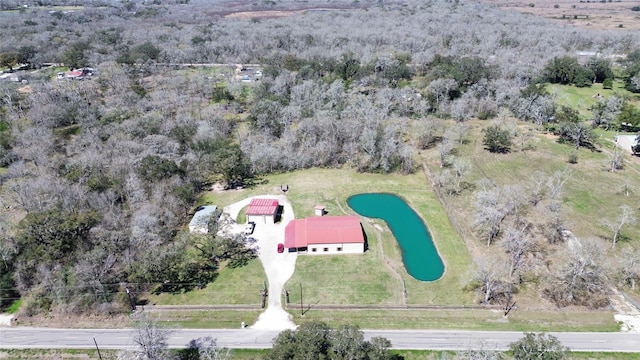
[1, 0, 640, 317]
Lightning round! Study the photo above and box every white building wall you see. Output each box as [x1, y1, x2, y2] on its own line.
[307, 242, 364, 255]
[247, 214, 275, 224]
[342, 242, 364, 254]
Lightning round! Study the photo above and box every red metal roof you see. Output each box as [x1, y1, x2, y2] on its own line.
[284, 216, 364, 248]
[67, 70, 83, 77]
[246, 198, 278, 216]
[284, 219, 307, 248]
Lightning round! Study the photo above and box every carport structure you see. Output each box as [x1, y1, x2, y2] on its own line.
[246, 197, 279, 224]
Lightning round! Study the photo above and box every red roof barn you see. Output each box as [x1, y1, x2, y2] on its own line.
[246, 198, 279, 224]
[284, 216, 365, 254]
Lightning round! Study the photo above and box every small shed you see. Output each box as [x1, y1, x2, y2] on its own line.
[189, 205, 218, 234]
[246, 198, 279, 224]
[314, 205, 325, 216]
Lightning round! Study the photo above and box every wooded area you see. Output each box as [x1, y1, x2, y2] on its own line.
[1, 0, 640, 318]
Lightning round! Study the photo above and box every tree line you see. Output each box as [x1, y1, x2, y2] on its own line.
[123, 315, 570, 360]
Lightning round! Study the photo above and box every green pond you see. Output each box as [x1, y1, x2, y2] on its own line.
[347, 193, 444, 281]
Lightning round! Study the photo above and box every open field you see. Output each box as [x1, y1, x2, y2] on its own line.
[547, 81, 640, 119]
[478, 0, 640, 30]
[428, 119, 640, 245]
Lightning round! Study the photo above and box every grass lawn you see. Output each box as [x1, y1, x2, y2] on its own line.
[286, 308, 618, 332]
[547, 80, 640, 119]
[147, 309, 263, 329]
[147, 258, 267, 305]
[0, 349, 115, 359]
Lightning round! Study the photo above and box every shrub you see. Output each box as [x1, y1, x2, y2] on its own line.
[483, 125, 512, 153]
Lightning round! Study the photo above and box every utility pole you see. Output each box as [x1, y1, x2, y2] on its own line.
[125, 287, 135, 312]
[402, 278, 407, 305]
[93, 337, 103, 360]
[299, 283, 303, 316]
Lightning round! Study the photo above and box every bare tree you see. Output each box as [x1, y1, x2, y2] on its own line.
[591, 95, 622, 130]
[605, 205, 636, 249]
[453, 157, 472, 194]
[186, 336, 232, 360]
[121, 313, 172, 360]
[439, 136, 453, 168]
[470, 256, 510, 305]
[451, 97, 473, 123]
[427, 78, 457, 113]
[499, 221, 534, 278]
[562, 122, 595, 150]
[615, 245, 640, 291]
[519, 127, 535, 152]
[620, 183, 632, 197]
[545, 169, 572, 201]
[474, 185, 515, 246]
[543, 210, 566, 244]
[543, 237, 609, 308]
[415, 117, 441, 149]
[456, 341, 505, 360]
[454, 121, 469, 145]
[527, 172, 546, 207]
[609, 144, 625, 172]
[632, 75, 640, 92]
[434, 169, 455, 195]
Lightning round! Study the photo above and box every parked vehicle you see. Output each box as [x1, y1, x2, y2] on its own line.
[245, 221, 255, 235]
[277, 243, 285, 253]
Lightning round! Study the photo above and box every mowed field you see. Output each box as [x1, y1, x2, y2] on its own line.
[478, 0, 640, 30]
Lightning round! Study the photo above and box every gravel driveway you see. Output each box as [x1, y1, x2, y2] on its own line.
[615, 134, 638, 154]
[224, 195, 298, 330]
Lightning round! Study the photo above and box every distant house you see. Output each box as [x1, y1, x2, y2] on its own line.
[0, 72, 24, 83]
[57, 68, 95, 81]
[246, 198, 279, 224]
[189, 205, 218, 234]
[284, 215, 365, 255]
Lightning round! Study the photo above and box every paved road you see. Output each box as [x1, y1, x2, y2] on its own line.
[1, 328, 639, 352]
